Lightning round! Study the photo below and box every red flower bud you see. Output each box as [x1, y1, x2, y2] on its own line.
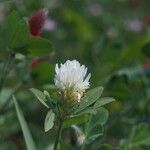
[28, 8, 48, 36]
[31, 53, 54, 68]
[31, 60, 40, 68]
[129, 0, 141, 6]
[143, 61, 150, 70]
[144, 15, 150, 26]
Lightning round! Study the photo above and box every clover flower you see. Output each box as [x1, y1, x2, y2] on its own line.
[54, 60, 91, 102]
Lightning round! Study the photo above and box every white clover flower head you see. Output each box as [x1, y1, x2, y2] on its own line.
[54, 60, 91, 102]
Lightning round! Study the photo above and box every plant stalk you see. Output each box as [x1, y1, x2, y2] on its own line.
[53, 122, 63, 150]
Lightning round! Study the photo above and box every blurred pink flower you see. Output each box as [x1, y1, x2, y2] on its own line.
[43, 19, 57, 31]
[125, 19, 143, 32]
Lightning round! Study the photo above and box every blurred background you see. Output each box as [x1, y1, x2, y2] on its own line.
[0, 0, 150, 149]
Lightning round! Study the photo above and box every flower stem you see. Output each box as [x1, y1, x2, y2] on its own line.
[53, 122, 63, 150]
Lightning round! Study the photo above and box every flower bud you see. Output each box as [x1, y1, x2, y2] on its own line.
[70, 125, 85, 147]
[28, 8, 48, 36]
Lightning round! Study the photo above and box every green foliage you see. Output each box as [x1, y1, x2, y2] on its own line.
[75, 86, 104, 113]
[120, 123, 150, 150]
[94, 97, 115, 108]
[98, 144, 114, 150]
[30, 88, 49, 108]
[4, 11, 30, 51]
[28, 36, 53, 57]
[0, 0, 150, 149]
[63, 113, 90, 128]
[129, 123, 150, 147]
[84, 107, 109, 147]
[142, 41, 150, 58]
[13, 96, 36, 150]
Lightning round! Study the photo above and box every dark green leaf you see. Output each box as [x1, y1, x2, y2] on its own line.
[142, 42, 150, 57]
[6, 11, 29, 51]
[28, 36, 53, 56]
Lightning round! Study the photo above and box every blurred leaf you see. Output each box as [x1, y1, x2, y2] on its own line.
[30, 88, 49, 108]
[97, 144, 113, 150]
[28, 36, 53, 56]
[94, 97, 115, 108]
[142, 42, 150, 57]
[129, 123, 150, 147]
[44, 110, 55, 132]
[63, 8, 94, 41]
[0, 88, 12, 104]
[75, 86, 104, 113]
[6, 11, 29, 51]
[13, 96, 36, 150]
[63, 113, 90, 128]
[31, 63, 55, 84]
[86, 133, 102, 144]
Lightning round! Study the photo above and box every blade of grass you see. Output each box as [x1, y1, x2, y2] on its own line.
[13, 95, 36, 150]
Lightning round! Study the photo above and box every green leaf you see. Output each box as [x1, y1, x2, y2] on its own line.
[13, 96, 36, 150]
[44, 110, 55, 132]
[30, 88, 49, 108]
[86, 134, 102, 144]
[85, 107, 109, 145]
[63, 113, 90, 128]
[90, 107, 109, 126]
[129, 123, 150, 147]
[94, 97, 115, 108]
[28, 36, 53, 56]
[142, 42, 150, 57]
[31, 63, 55, 84]
[6, 11, 29, 51]
[75, 86, 104, 113]
[80, 107, 97, 115]
[97, 144, 113, 150]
